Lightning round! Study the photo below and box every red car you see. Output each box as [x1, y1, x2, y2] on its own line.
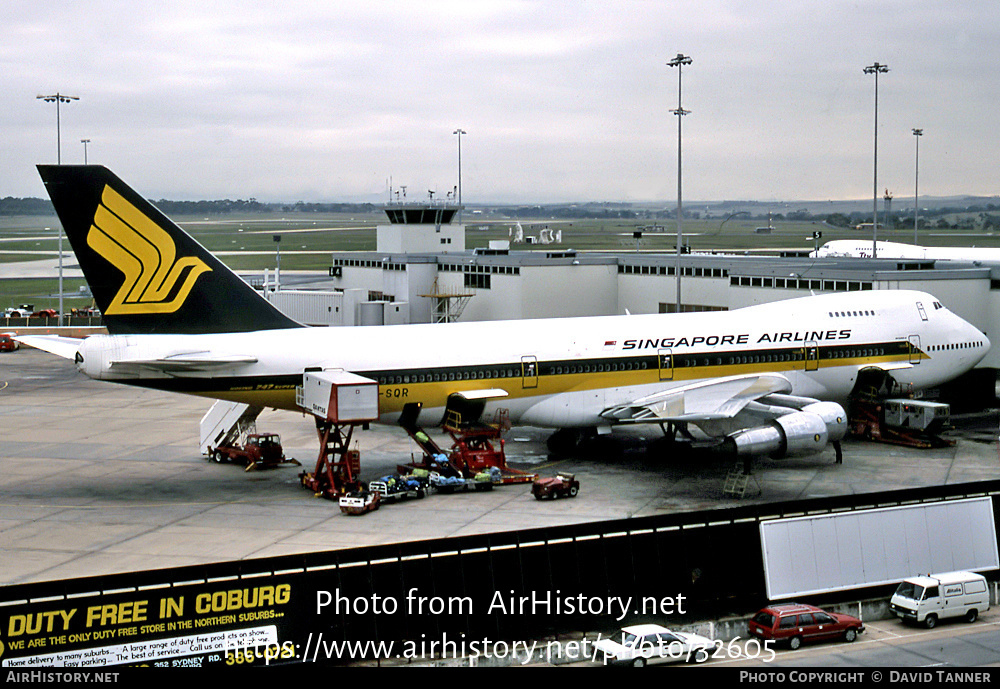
[748, 603, 863, 650]
[0, 334, 18, 352]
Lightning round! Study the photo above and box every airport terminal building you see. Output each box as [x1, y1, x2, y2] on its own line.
[265, 205, 1000, 372]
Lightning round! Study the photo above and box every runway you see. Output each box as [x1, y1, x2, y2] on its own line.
[2, 347, 998, 586]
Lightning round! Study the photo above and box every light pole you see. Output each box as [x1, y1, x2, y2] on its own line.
[273, 235, 281, 291]
[81, 138, 90, 164]
[453, 128, 466, 223]
[912, 128, 923, 244]
[38, 93, 78, 327]
[863, 62, 888, 258]
[668, 53, 691, 312]
[36, 93, 79, 164]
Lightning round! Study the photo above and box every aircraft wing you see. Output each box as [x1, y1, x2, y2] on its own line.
[600, 373, 794, 423]
[450, 388, 509, 401]
[14, 335, 82, 360]
[867, 362, 913, 372]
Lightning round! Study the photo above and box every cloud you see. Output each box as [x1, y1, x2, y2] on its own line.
[4, 1, 999, 203]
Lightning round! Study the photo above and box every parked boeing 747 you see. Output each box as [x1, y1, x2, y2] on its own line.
[812, 239, 1000, 262]
[19, 166, 991, 463]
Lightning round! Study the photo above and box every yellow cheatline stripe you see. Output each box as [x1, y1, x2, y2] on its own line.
[180, 352, 915, 416]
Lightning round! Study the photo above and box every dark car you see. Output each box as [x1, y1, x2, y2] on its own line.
[748, 603, 863, 650]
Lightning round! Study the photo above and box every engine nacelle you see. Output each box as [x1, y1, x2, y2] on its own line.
[723, 401, 847, 459]
[800, 401, 848, 443]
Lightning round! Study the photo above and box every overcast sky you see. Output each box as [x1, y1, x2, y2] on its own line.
[4, 1, 999, 204]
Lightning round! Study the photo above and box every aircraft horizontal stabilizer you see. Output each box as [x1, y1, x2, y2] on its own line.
[109, 351, 258, 372]
[14, 335, 82, 361]
[600, 373, 793, 424]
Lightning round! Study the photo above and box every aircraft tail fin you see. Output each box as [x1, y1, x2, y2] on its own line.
[37, 165, 302, 335]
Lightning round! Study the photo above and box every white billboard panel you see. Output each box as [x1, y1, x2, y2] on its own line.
[760, 497, 998, 599]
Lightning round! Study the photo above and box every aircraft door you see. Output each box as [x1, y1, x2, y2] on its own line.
[658, 348, 674, 381]
[804, 341, 819, 371]
[521, 355, 538, 389]
[908, 335, 922, 364]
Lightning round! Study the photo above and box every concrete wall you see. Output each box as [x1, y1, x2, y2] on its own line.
[520, 264, 618, 319]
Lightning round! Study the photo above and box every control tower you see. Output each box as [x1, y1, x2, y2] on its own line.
[377, 196, 465, 253]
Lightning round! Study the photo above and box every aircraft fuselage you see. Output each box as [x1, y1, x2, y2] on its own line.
[74, 289, 989, 429]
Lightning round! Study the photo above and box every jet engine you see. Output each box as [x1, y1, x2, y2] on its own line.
[722, 401, 847, 459]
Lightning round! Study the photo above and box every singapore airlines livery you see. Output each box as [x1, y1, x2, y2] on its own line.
[20, 165, 991, 462]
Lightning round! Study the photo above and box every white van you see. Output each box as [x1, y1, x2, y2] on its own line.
[890, 571, 991, 628]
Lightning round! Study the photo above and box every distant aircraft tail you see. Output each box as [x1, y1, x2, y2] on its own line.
[37, 165, 302, 334]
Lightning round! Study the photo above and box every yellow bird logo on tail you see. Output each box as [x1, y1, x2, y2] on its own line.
[87, 185, 211, 315]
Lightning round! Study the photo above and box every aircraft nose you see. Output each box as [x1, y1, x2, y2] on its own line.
[963, 316, 990, 363]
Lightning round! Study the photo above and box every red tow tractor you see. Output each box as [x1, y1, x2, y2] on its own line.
[532, 473, 580, 500]
[210, 433, 295, 471]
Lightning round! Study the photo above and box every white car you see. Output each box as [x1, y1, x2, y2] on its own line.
[594, 624, 714, 667]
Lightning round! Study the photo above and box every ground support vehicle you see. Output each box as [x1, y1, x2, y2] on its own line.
[593, 624, 714, 667]
[0, 334, 18, 352]
[399, 402, 536, 487]
[748, 603, 864, 649]
[848, 397, 954, 449]
[369, 473, 426, 502]
[338, 490, 381, 516]
[210, 433, 298, 471]
[532, 473, 580, 500]
[298, 371, 379, 500]
[429, 468, 499, 493]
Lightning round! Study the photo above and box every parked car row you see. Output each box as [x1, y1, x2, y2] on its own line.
[595, 570, 990, 666]
[1, 305, 100, 319]
[2, 305, 56, 318]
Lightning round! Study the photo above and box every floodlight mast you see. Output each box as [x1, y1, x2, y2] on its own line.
[454, 128, 466, 222]
[668, 53, 691, 312]
[36, 93, 79, 165]
[863, 62, 888, 258]
[37, 92, 79, 327]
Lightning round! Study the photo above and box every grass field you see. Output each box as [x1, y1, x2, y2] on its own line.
[4, 209, 1000, 312]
